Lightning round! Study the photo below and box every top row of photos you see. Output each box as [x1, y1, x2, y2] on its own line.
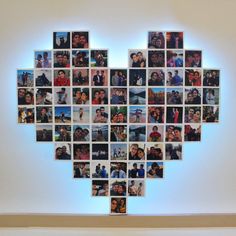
[53, 32, 184, 50]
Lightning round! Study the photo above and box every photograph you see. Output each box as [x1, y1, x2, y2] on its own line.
[166, 88, 183, 105]
[148, 69, 165, 86]
[54, 125, 71, 142]
[72, 31, 89, 49]
[203, 69, 220, 86]
[92, 144, 109, 160]
[128, 162, 145, 178]
[165, 143, 182, 160]
[34, 51, 52, 68]
[184, 124, 201, 141]
[35, 88, 52, 105]
[203, 88, 219, 105]
[36, 125, 53, 142]
[91, 162, 109, 179]
[92, 125, 109, 142]
[148, 50, 165, 67]
[148, 31, 165, 49]
[202, 106, 219, 123]
[92, 106, 109, 123]
[17, 69, 34, 87]
[166, 107, 183, 123]
[110, 143, 127, 160]
[167, 50, 183, 67]
[184, 106, 202, 123]
[110, 106, 127, 123]
[54, 87, 71, 105]
[146, 143, 164, 160]
[185, 69, 202, 86]
[110, 197, 126, 214]
[128, 143, 146, 161]
[147, 125, 164, 142]
[185, 50, 202, 67]
[53, 50, 70, 68]
[129, 88, 146, 105]
[129, 50, 146, 68]
[92, 180, 109, 196]
[110, 180, 127, 196]
[110, 162, 127, 179]
[73, 125, 90, 141]
[18, 107, 34, 124]
[73, 87, 89, 105]
[54, 69, 70, 86]
[35, 69, 52, 87]
[185, 88, 202, 105]
[73, 162, 90, 178]
[148, 88, 165, 105]
[110, 125, 127, 142]
[166, 69, 183, 86]
[72, 69, 89, 86]
[53, 32, 70, 49]
[90, 50, 108, 67]
[129, 69, 146, 86]
[73, 144, 90, 160]
[54, 106, 71, 123]
[72, 50, 89, 67]
[128, 180, 145, 197]
[129, 125, 146, 142]
[110, 88, 127, 104]
[18, 88, 34, 105]
[110, 69, 127, 86]
[165, 125, 183, 142]
[148, 106, 165, 123]
[92, 88, 109, 105]
[166, 32, 183, 49]
[146, 162, 164, 178]
[36, 106, 53, 123]
[73, 106, 90, 123]
[129, 106, 146, 123]
[91, 69, 108, 86]
[55, 143, 71, 160]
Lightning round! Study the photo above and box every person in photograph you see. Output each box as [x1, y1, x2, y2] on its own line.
[185, 125, 201, 141]
[130, 53, 141, 67]
[192, 88, 201, 104]
[54, 70, 70, 86]
[137, 51, 146, 67]
[148, 71, 164, 86]
[41, 51, 51, 68]
[167, 32, 183, 49]
[192, 110, 201, 123]
[204, 89, 216, 105]
[97, 182, 109, 196]
[148, 51, 165, 67]
[56, 88, 68, 104]
[192, 51, 201, 67]
[93, 70, 104, 86]
[25, 91, 34, 105]
[111, 163, 126, 178]
[185, 108, 195, 123]
[73, 51, 89, 67]
[100, 107, 108, 119]
[74, 145, 90, 160]
[57, 126, 70, 141]
[100, 166, 107, 178]
[171, 70, 182, 85]
[92, 90, 101, 105]
[147, 162, 163, 178]
[94, 51, 106, 67]
[111, 71, 119, 86]
[138, 164, 145, 178]
[173, 126, 182, 141]
[110, 126, 127, 142]
[148, 107, 164, 123]
[149, 126, 161, 142]
[111, 199, 119, 213]
[111, 184, 119, 196]
[119, 199, 126, 213]
[54, 52, 66, 68]
[129, 163, 138, 178]
[185, 53, 194, 67]
[36, 54, 43, 68]
[129, 144, 139, 160]
[203, 70, 219, 86]
[24, 109, 34, 123]
[100, 89, 108, 104]
[137, 148, 145, 160]
[72, 32, 89, 48]
[128, 180, 138, 196]
[167, 52, 183, 67]
[55, 147, 62, 159]
[80, 90, 89, 104]
[60, 145, 71, 160]
[74, 127, 89, 141]
[93, 108, 108, 123]
[147, 147, 163, 160]
[167, 90, 182, 104]
[18, 88, 26, 105]
[148, 35, 164, 49]
[137, 182, 144, 196]
[38, 107, 49, 123]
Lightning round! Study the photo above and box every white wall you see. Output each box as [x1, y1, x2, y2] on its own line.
[0, 0, 236, 214]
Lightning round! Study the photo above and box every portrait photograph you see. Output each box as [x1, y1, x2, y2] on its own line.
[146, 143, 164, 160]
[185, 50, 202, 67]
[129, 69, 146, 86]
[73, 162, 90, 178]
[18, 107, 34, 124]
[73, 106, 90, 123]
[110, 125, 127, 142]
[18, 88, 34, 105]
[129, 88, 146, 105]
[167, 50, 184, 67]
[90, 50, 108, 67]
[129, 50, 147, 68]
[166, 32, 183, 49]
[129, 106, 146, 123]
[202, 106, 219, 123]
[203, 69, 220, 86]
[36, 106, 53, 123]
[129, 125, 146, 142]
[165, 125, 183, 142]
[54, 125, 71, 142]
[92, 180, 109, 196]
[92, 106, 109, 123]
[92, 125, 109, 142]
[35, 88, 52, 105]
[165, 143, 182, 160]
[110, 106, 127, 123]
[166, 88, 183, 105]
[92, 88, 108, 105]
[203, 88, 219, 105]
[110, 88, 127, 105]
[53, 32, 70, 49]
[72, 68, 89, 86]
[54, 106, 71, 124]
[72, 31, 89, 49]
[148, 50, 165, 67]
[110, 143, 127, 160]
[54, 69, 70, 86]
[73, 144, 90, 160]
[55, 143, 71, 160]
[110, 197, 126, 214]
[148, 31, 165, 49]
[128, 180, 145, 197]
[185, 88, 202, 105]
[147, 106, 165, 123]
[36, 125, 53, 142]
[128, 143, 145, 161]
[91, 162, 109, 179]
[110, 69, 127, 86]
[53, 50, 71, 68]
[17, 69, 34, 87]
[184, 124, 201, 141]
[54, 87, 71, 105]
[185, 69, 202, 86]
[184, 106, 202, 123]
[35, 69, 52, 87]
[110, 162, 127, 179]
[110, 180, 127, 196]
[73, 87, 90, 105]
[72, 50, 89, 67]
[146, 161, 164, 178]
[166, 69, 183, 86]
[91, 69, 108, 86]
[73, 125, 90, 142]
[148, 88, 165, 105]
[147, 125, 164, 142]
[34, 51, 52, 68]
[148, 69, 165, 86]
[92, 144, 109, 160]
[128, 162, 145, 178]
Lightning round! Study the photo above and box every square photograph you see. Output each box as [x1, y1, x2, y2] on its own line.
[92, 106, 109, 123]
[166, 106, 183, 124]
[110, 125, 127, 142]
[184, 124, 201, 141]
[73, 125, 90, 142]
[110, 88, 127, 105]
[128, 180, 145, 197]
[203, 88, 219, 105]
[91, 162, 109, 179]
[110, 197, 126, 214]
[35, 88, 52, 105]
[148, 69, 165, 86]
[110, 69, 127, 86]
[36, 106, 53, 123]
[91, 69, 108, 86]
[54, 87, 71, 105]
[185, 50, 202, 67]
[34, 51, 52, 68]
[54, 106, 71, 123]
[73, 106, 90, 123]
[73, 87, 89, 105]
[92, 143, 109, 160]
[36, 125, 53, 142]
[166, 32, 184, 49]
[90, 50, 108, 67]
[17, 69, 34, 87]
[54, 69, 70, 86]
[55, 125, 71, 142]
[165, 125, 183, 142]
[92, 88, 109, 105]
[35, 69, 52, 87]
[167, 88, 183, 105]
[147, 125, 164, 142]
[184, 106, 202, 123]
[18, 107, 34, 124]
[129, 125, 146, 142]
[55, 143, 71, 160]
[72, 31, 89, 49]
[53, 50, 70, 68]
[202, 106, 219, 123]
[129, 88, 146, 105]
[128, 143, 146, 161]
[53, 32, 70, 49]
[146, 162, 164, 178]
[129, 69, 146, 86]
[18, 88, 34, 105]
[129, 106, 146, 123]
[203, 69, 220, 86]
[148, 50, 165, 67]
[147, 106, 165, 123]
[92, 180, 109, 196]
[110, 143, 127, 161]
[167, 50, 183, 67]
[73, 162, 90, 178]
[110, 162, 127, 179]
[146, 143, 164, 160]
[72, 69, 89, 86]
[148, 88, 165, 105]
[185, 69, 202, 86]
[129, 50, 147, 68]
[110, 180, 127, 196]
[73, 143, 90, 160]
[110, 106, 127, 123]
[72, 50, 89, 67]
[166, 69, 183, 86]
[128, 162, 145, 178]
[148, 31, 165, 49]
[92, 125, 109, 142]
[165, 143, 182, 160]
[185, 88, 202, 105]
